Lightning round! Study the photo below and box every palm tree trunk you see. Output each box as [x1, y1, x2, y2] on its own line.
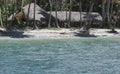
[83, 0, 95, 34]
[102, 4, 105, 20]
[79, 0, 82, 27]
[12, 0, 17, 23]
[65, 0, 68, 28]
[113, 9, 120, 31]
[33, 0, 38, 29]
[110, 1, 115, 32]
[68, 0, 72, 28]
[9, 0, 14, 27]
[0, 6, 3, 27]
[106, 0, 116, 32]
[107, 0, 111, 28]
[102, 0, 106, 22]
[26, 0, 31, 27]
[48, 0, 52, 28]
[14, 0, 17, 12]
[87, 0, 94, 30]
[5, 0, 8, 27]
[102, 0, 106, 28]
[21, 0, 24, 10]
[55, 0, 60, 28]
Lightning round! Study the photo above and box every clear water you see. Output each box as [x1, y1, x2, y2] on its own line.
[0, 38, 120, 74]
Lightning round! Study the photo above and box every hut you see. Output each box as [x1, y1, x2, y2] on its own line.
[8, 3, 103, 28]
[47, 11, 103, 27]
[48, 11, 103, 22]
[22, 3, 46, 21]
[8, 3, 54, 24]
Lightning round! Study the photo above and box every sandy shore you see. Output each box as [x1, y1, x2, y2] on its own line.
[0, 28, 120, 39]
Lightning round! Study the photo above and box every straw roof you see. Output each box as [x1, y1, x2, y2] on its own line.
[22, 3, 47, 21]
[8, 3, 102, 23]
[48, 11, 103, 22]
[8, 3, 49, 22]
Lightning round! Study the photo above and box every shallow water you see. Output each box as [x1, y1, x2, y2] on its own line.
[0, 38, 120, 74]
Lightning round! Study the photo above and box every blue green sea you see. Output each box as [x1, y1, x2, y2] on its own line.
[0, 38, 120, 74]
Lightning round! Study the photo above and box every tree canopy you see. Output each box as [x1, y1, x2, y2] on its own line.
[0, 0, 120, 30]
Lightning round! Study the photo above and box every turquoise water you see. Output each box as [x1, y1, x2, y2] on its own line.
[0, 38, 120, 74]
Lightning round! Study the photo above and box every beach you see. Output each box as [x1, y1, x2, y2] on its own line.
[0, 28, 120, 39]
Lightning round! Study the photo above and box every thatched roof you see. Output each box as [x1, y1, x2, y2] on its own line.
[8, 3, 102, 23]
[48, 11, 103, 22]
[8, 3, 48, 21]
[22, 3, 47, 21]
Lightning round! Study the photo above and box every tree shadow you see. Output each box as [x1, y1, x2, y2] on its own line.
[106, 30, 119, 34]
[0, 30, 32, 38]
[74, 32, 97, 37]
[39, 11, 56, 22]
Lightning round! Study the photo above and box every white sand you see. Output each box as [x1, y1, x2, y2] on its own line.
[90, 28, 120, 37]
[0, 28, 120, 39]
[16, 28, 120, 38]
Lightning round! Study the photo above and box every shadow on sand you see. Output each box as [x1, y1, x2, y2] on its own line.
[106, 30, 119, 34]
[0, 30, 32, 38]
[74, 32, 97, 37]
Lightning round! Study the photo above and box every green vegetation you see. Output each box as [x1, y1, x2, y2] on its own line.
[0, 0, 120, 31]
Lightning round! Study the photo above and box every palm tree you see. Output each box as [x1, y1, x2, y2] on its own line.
[21, 0, 24, 10]
[106, 0, 119, 32]
[106, 0, 111, 28]
[102, 0, 107, 22]
[65, 0, 68, 28]
[0, 0, 3, 27]
[5, 0, 8, 27]
[68, 0, 72, 28]
[110, 0, 120, 32]
[48, 0, 52, 28]
[83, 0, 95, 34]
[33, 0, 38, 29]
[54, 0, 60, 28]
[0, 5, 3, 27]
[79, 0, 82, 27]
[26, 0, 31, 26]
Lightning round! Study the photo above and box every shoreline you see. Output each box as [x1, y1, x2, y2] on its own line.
[0, 28, 120, 39]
